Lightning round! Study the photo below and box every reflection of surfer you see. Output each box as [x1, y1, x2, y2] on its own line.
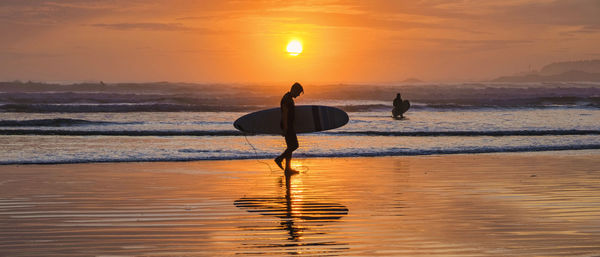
[392, 93, 410, 118]
[275, 82, 304, 174]
[282, 173, 302, 240]
[233, 172, 349, 247]
[234, 173, 348, 243]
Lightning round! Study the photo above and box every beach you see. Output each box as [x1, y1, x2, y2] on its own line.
[3, 1, 600, 256]
[1, 151, 599, 256]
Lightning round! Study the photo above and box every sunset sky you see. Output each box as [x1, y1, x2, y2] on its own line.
[1, 0, 599, 83]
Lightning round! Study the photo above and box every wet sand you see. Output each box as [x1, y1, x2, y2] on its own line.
[1, 151, 599, 256]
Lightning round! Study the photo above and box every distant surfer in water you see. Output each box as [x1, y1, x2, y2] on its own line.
[392, 93, 410, 118]
[275, 82, 304, 174]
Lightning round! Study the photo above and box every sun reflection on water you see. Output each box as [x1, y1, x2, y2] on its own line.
[234, 171, 349, 251]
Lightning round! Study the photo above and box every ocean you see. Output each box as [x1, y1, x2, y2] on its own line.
[1, 82, 599, 164]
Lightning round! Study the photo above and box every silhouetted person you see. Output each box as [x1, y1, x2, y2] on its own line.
[275, 82, 303, 174]
[392, 93, 410, 118]
[393, 93, 403, 109]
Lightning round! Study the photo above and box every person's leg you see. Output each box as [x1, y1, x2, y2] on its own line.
[275, 149, 287, 170]
[283, 133, 298, 171]
[275, 150, 291, 170]
[284, 150, 296, 172]
[275, 148, 292, 170]
[274, 154, 284, 170]
[275, 133, 298, 170]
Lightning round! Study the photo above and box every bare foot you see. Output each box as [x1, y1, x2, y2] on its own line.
[274, 157, 284, 170]
[285, 168, 299, 175]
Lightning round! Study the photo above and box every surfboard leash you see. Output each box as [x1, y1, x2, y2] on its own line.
[242, 133, 309, 174]
[243, 133, 276, 173]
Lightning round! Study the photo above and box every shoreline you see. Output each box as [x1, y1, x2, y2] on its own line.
[2, 148, 599, 166]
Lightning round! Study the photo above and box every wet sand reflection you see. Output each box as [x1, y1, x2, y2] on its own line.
[234, 173, 349, 252]
[1, 154, 600, 256]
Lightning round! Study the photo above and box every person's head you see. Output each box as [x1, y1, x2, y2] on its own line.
[290, 82, 304, 98]
[397, 93, 401, 98]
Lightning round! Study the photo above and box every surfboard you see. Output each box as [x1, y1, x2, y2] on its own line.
[234, 105, 349, 134]
[392, 100, 410, 118]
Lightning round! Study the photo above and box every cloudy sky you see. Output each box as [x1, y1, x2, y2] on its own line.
[1, 0, 599, 83]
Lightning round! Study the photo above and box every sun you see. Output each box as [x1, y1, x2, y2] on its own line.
[286, 40, 303, 56]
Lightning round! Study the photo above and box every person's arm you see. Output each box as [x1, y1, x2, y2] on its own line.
[281, 104, 289, 136]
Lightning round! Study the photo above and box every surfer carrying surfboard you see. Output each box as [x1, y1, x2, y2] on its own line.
[392, 93, 410, 118]
[275, 82, 304, 173]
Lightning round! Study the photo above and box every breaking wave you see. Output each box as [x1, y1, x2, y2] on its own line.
[0, 118, 135, 127]
[1, 129, 598, 136]
[1, 82, 599, 112]
[2, 144, 599, 165]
